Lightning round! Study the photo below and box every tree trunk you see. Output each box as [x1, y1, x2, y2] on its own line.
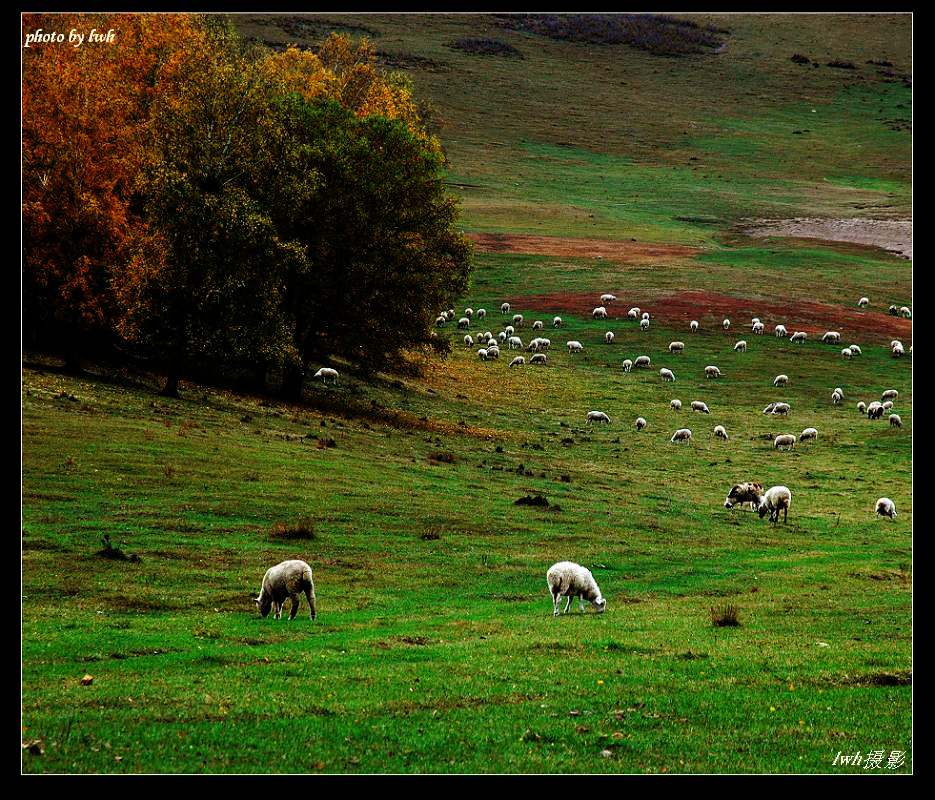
[280, 364, 305, 402]
[160, 371, 180, 398]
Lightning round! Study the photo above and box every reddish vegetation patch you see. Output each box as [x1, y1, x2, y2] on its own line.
[519, 290, 912, 345]
[466, 232, 698, 262]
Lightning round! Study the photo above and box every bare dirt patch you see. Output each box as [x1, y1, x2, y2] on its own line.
[743, 218, 912, 260]
[466, 232, 699, 263]
[520, 290, 912, 345]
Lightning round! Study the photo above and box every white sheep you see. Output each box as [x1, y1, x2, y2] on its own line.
[500, 302, 511, 314]
[640, 318, 650, 331]
[530, 353, 548, 365]
[752, 321, 765, 335]
[691, 400, 709, 414]
[775, 324, 788, 338]
[314, 367, 339, 385]
[593, 306, 608, 319]
[704, 365, 722, 378]
[601, 293, 617, 304]
[734, 340, 747, 352]
[508, 336, 523, 350]
[821, 331, 841, 343]
[605, 331, 615, 344]
[858, 297, 869, 307]
[477, 348, 489, 361]
[900, 306, 911, 319]
[723, 318, 731, 330]
[799, 427, 818, 442]
[857, 401, 866, 414]
[641, 312, 650, 321]
[477, 308, 487, 319]
[889, 413, 902, 427]
[867, 401, 884, 419]
[512, 314, 524, 327]
[774, 434, 796, 451]
[882, 389, 899, 402]
[892, 343, 905, 358]
[465, 307, 474, 318]
[458, 317, 470, 330]
[553, 316, 563, 328]
[848, 344, 861, 356]
[634, 355, 651, 368]
[832, 390, 843, 405]
[773, 374, 788, 387]
[435, 314, 447, 327]
[505, 325, 515, 336]
[635, 417, 647, 431]
[890, 339, 903, 349]
[714, 425, 729, 441]
[509, 356, 526, 368]
[751, 317, 760, 325]
[464, 335, 474, 347]
[497, 331, 507, 343]
[690, 320, 699, 333]
[547, 561, 606, 616]
[841, 347, 853, 359]
[670, 399, 682, 411]
[622, 359, 633, 372]
[532, 320, 544, 330]
[882, 400, 894, 412]
[790, 331, 807, 343]
[587, 411, 610, 424]
[875, 497, 897, 519]
[669, 341, 685, 354]
[660, 368, 675, 382]
[889, 305, 899, 316]
[758, 485, 792, 523]
[671, 428, 692, 443]
[567, 340, 584, 353]
[486, 345, 500, 360]
[628, 308, 639, 320]
[254, 559, 317, 620]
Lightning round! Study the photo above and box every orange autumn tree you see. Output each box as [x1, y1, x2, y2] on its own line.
[22, 12, 203, 366]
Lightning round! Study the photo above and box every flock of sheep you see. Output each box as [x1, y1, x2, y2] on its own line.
[266, 292, 907, 619]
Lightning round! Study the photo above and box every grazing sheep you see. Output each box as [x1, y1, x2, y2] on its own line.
[497, 331, 507, 343]
[501, 302, 511, 314]
[669, 341, 685, 354]
[587, 411, 611, 425]
[734, 340, 747, 352]
[605, 331, 615, 344]
[770, 402, 791, 416]
[690, 320, 699, 333]
[435, 314, 447, 327]
[635, 417, 647, 431]
[752, 321, 765, 335]
[660, 368, 676, 382]
[890, 339, 903, 349]
[634, 355, 651, 368]
[848, 344, 861, 356]
[593, 306, 608, 320]
[505, 325, 515, 337]
[723, 481, 764, 510]
[790, 331, 807, 343]
[622, 359, 633, 372]
[446, 309, 455, 320]
[714, 425, 729, 440]
[882, 389, 899, 402]
[841, 347, 853, 360]
[831, 391, 843, 405]
[882, 401, 894, 412]
[889, 413, 902, 428]
[508, 336, 523, 350]
[513, 314, 524, 327]
[723, 318, 731, 330]
[313, 367, 339, 385]
[639, 318, 650, 331]
[530, 353, 548, 365]
[508, 356, 526, 368]
[601, 293, 617, 304]
[486, 345, 500, 360]
[875, 497, 897, 519]
[628, 308, 639, 320]
[773, 374, 788, 387]
[528, 337, 549, 352]
[465, 307, 474, 318]
[641, 312, 650, 321]
[821, 331, 841, 344]
[858, 297, 869, 307]
[892, 343, 905, 358]
[553, 316, 563, 328]
[532, 320, 544, 330]
[477, 308, 487, 319]
[567, 340, 584, 353]
[464, 335, 474, 347]
[751, 317, 760, 325]
[900, 306, 911, 319]
[775, 324, 788, 338]
[691, 400, 710, 414]
[254, 560, 317, 621]
[774, 434, 796, 451]
[670, 399, 682, 411]
[477, 348, 489, 361]
[867, 401, 884, 420]
[705, 365, 722, 379]
[888, 305, 899, 316]
[458, 317, 470, 330]
[671, 428, 693, 443]
[546, 561, 606, 616]
[857, 401, 866, 414]
[758, 485, 792, 523]
[762, 402, 777, 415]
[799, 427, 818, 442]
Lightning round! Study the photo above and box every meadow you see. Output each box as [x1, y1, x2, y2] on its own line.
[22, 13, 911, 773]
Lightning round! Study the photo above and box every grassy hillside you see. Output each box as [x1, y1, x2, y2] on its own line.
[22, 13, 911, 774]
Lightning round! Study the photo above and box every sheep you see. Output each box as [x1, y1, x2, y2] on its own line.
[888, 304, 899, 316]
[508, 336, 523, 350]
[723, 481, 764, 510]
[773, 374, 788, 387]
[889, 413, 902, 428]
[670, 399, 682, 411]
[513, 314, 524, 327]
[605, 331, 615, 344]
[505, 325, 515, 337]
[900, 306, 911, 319]
[567, 340, 584, 353]
[770, 402, 791, 415]
[704, 365, 722, 379]
[465, 307, 474, 318]
[799, 427, 818, 442]
[752, 321, 765, 335]
[547, 561, 606, 616]
[639, 318, 650, 331]
[587, 411, 610, 425]
[734, 340, 747, 352]
[890, 339, 903, 349]
[841, 347, 853, 360]
[601, 293, 617, 304]
[758, 485, 792, 523]
[671, 428, 692, 443]
[867, 401, 884, 420]
[774, 434, 796, 451]
[532, 320, 544, 330]
[762, 402, 777, 415]
[691, 400, 709, 414]
[790, 331, 807, 343]
[831, 391, 843, 405]
[857, 401, 866, 414]
[622, 359, 633, 372]
[464, 335, 474, 347]
[593, 306, 608, 320]
[714, 425, 729, 441]
[821, 331, 841, 343]
[774, 324, 788, 338]
[875, 497, 897, 519]
[723, 318, 731, 330]
[500, 302, 511, 315]
[634, 355, 651, 368]
[858, 297, 869, 307]
[254, 559, 317, 621]
[435, 314, 447, 327]
[628, 308, 639, 320]
[477, 348, 489, 361]
[848, 344, 861, 356]
[458, 317, 470, 330]
[446, 309, 455, 320]
[508, 355, 526, 368]
[669, 341, 685, 354]
[641, 312, 650, 321]
[530, 353, 548, 365]
[882, 389, 899, 402]
[486, 345, 500, 360]
[313, 367, 339, 385]
[892, 343, 905, 358]
[751, 317, 760, 325]
[553, 316, 563, 328]
[497, 331, 507, 343]
[882, 401, 894, 412]
[635, 417, 647, 431]
[690, 320, 699, 333]
[477, 308, 487, 319]
[660, 368, 676, 382]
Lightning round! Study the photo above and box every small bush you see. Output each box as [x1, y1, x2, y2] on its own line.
[448, 37, 523, 58]
[710, 604, 741, 627]
[826, 59, 856, 69]
[428, 450, 456, 464]
[269, 517, 316, 541]
[515, 494, 549, 507]
[790, 53, 811, 64]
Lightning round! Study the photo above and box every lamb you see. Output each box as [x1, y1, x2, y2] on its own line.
[593, 306, 608, 320]
[477, 308, 487, 319]
[723, 481, 764, 510]
[464, 335, 474, 347]
[314, 367, 339, 385]
[773, 374, 788, 387]
[790, 331, 807, 343]
[605, 331, 615, 344]
[691, 400, 710, 414]
[670, 399, 682, 411]
[553, 316, 563, 328]
[704, 365, 722, 378]
[458, 317, 470, 330]
[640, 318, 650, 331]
[858, 297, 869, 307]
[660, 368, 676, 382]
[867, 401, 884, 420]
[508, 336, 523, 350]
[752, 321, 765, 335]
[530, 353, 548, 365]
[889, 413, 902, 428]
[586, 411, 610, 424]
[799, 427, 818, 442]
[671, 428, 692, 443]
[714, 425, 729, 441]
[774, 434, 796, 450]
[635, 417, 647, 431]
[509, 356, 526, 368]
[500, 302, 511, 314]
[634, 355, 651, 368]
[567, 340, 584, 353]
[758, 485, 792, 523]
[669, 341, 685, 354]
[547, 561, 606, 616]
[512, 314, 524, 327]
[775, 324, 788, 338]
[881, 389, 899, 402]
[254, 559, 317, 621]
[875, 497, 897, 518]
[841, 347, 853, 359]
[723, 318, 731, 330]
[690, 320, 699, 333]
[532, 320, 544, 330]
[622, 359, 633, 372]
[601, 293, 617, 304]
[734, 340, 747, 352]
[821, 331, 841, 344]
